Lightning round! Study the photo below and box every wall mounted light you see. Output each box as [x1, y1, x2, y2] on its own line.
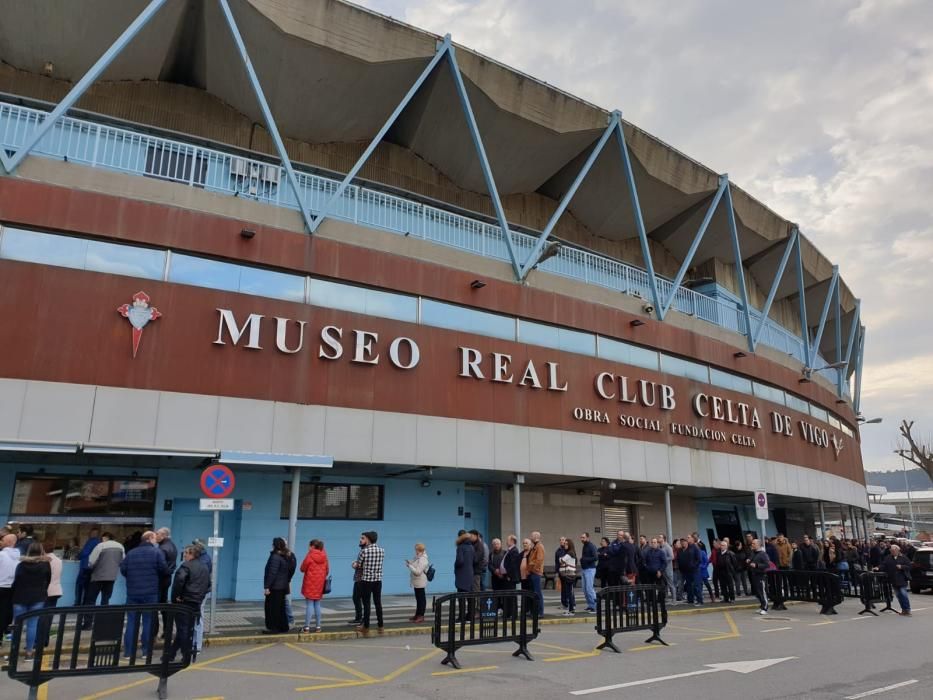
[240, 228, 256, 239]
[630, 319, 645, 327]
[470, 279, 486, 289]
[734, 351, 747, 358]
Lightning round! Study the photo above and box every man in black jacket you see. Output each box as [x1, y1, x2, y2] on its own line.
[155, 527, 178, 640]
[579, 533, 598, 613]
[166, 546, 210, 662]
[879, 544, 912, 616]
[677, 536, 701, 605]
[747, 539, 771, 615]
[799, 535, 820, 571]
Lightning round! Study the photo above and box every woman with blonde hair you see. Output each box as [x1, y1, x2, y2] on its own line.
[405, 543, 429, 623]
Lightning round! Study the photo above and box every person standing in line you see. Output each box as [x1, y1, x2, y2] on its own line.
[15, 526, 35, 557]
[595, 537, 611, 589]
[579, 533, 598, 613]
[733, 541, 750, 595]
[879, 544, 913, 616]
[11, 542, 51, 660]
[799, 535, 820, 571]
[36, 548, 63, 649]
[775, 534, 792, 570]
[404, 543, 429, 624]
[155, 528, 178, 639]
[469, 530, 487, 593]
[658, 535, 675, 602]
[501, 535, 522, 619]
[716, 538, 737, 603]
[120, 531, 167, 658]
[0, 533, 21, 651]
[709, 539, 721, 600]
[671, 539, 684, 603]
[697, 541, 717, 603]
[191, 541, 212, 653]
[556, 538, 577, 616]
[527, 532, 546, 617]
[643, 538, 666, 590]
[166, 545, 210, 662]
[300, 539, 329, 633]
[747, 538, 771, 615]
[83, 532, 125, 629]
[622, 533, 640, 585]
[282, 540, 298, 631]
[454, 530, 474, 623]
[74, 528, 100, 612]
[348, 551, 364, 627]
[262, 537, 294, 635]
[488, 538, 507, 592]
[353, 531, 384, 635]
[677, 536, 701, 606]
[606, 531, 627, 588]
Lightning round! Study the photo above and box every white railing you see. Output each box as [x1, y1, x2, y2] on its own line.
[0, 101, 846, 392]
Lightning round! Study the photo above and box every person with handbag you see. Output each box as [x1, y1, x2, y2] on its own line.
[299, 539, 329, 633]
[405, 543, 429, 623]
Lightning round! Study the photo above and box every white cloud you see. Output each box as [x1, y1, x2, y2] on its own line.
[359, 0, 933, 470]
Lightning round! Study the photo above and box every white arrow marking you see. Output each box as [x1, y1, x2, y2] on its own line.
[570, 657, 797, 695]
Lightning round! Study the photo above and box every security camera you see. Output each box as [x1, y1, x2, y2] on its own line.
[608, 481, 617, 490]
[642, 303, 654, 315]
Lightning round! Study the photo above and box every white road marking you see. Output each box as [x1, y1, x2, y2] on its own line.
[844, 679, 918, 699]
[570, 657, 796, 695]
[760, 626, 792, 632]
[848, 616, 870, 621]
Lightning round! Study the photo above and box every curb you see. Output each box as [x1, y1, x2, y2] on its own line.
[203, 602, 765, 647]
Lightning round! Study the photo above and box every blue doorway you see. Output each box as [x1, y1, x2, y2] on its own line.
[171, 498, 241, 599]
[463, 486, 488, 539]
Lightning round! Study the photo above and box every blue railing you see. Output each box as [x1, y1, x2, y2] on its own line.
[0, 101, 844, 392]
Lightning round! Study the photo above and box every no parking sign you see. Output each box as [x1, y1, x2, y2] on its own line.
[201, 464, 236, 499]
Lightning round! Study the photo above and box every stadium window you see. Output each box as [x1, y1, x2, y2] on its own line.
[709, 368, 753, 395]
[809, 404, 829, 423]
[828, 414, 841, 429]
[597, 337, 660, 371]
[238, 266, 305, 303]
[784, 392, 810, 414]
[519, 320, 595, 356]
[420, 299, 515, 340]
[660, 354, 710, 383]
[280, 482, 383, 520]
[752, 381, 786, 407]
[0, 227, 88, 269]
[309, 278, 417, 323]
[85, 240, 167, 280]
[168, 253, 241, 292]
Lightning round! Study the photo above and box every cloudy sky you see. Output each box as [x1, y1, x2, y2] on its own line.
[358, 0, 933, 472]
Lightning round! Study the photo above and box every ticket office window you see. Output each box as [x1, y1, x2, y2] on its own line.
[7, 475, 157, 556]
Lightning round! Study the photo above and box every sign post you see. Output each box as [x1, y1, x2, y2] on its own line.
[200, 464, 235, 636]
[754, 490, 769, 541]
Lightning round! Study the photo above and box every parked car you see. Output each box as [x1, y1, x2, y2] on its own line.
[910, 547, 933, 594]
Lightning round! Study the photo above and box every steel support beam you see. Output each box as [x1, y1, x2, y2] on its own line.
[0, 0, 168, 174]
[751, 227, 798, 349]
[840, 299, 861, 395]
[308, 36, 452, 236]
[818, 501, 827, 539]
[809, 266, 839, 364]
[834, 274, 843, 390]
[615, 122, 662, 318]
[446, 43, 523, 279]
[794, 234, 812, 368]
[723, 178, 755, 351]
[218, 0, 314, 234]
[657, 177, 728, 320]
[854, 326, 865, 413]
[519, 112, 620, 279]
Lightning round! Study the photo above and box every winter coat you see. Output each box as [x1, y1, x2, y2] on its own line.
[527, 541, 545, 576]
[595, 546, 610, 580]
[120, 543, 168, 599]
[406, 552, 429, 589]
[264, 551, 295, 592]
[698, 547, 710, 580]
[748, 549, 771, 577]
[171, 559, 210, 605]
[47, 553, 63, 597]
[503, 547, 522, 583]
[580, 541, 598, 570]
[89, 540, 125, 582]
[300, 548, 330, 600]
[454, 534, 475, 591]
[677, 544, 701, 574]
[800, 543, 820, 570]
[716, 549, 737, 577]
[11, 556, 51, 606]
[159, 537, 178, 579]
[881, 554, 911, 588]
[79, 537, 100, 573]
[643, 547, 666, 577]
[775, 539, 792, 568]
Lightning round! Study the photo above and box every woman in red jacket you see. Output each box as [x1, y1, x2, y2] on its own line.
[299, 539, 329, 633]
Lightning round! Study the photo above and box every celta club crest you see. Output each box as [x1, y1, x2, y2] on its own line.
[831, 434, 844, 459]
[117, 291, 162, 358]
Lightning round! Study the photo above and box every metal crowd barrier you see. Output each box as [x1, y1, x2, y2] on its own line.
[857, 572, 896, 616]
[430, 590, 539, 669]
[766, 569, 844, 615]
[594, 584, 668, 653]
[6, 603, 198, 700]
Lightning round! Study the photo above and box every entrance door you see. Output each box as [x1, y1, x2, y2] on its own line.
[171, 498, 241, 599]
[712, 509, 743, 545]
[463, 486, 488, 538]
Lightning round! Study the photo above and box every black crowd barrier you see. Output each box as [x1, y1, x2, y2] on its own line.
[6, 603, 198, 700]
[594, 584, 668, 653]
[430, 590, 539, 669]
[857, 572, 896, 616]
[766, 569, 844, 615]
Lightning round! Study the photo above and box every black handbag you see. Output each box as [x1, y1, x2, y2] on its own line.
[323, 575, 332, 595]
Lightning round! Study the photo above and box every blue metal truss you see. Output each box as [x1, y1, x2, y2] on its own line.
[751, 227, 799, 350]
[794, 232, 812, 368]
[840, 299, 861, 396]
[722, 178, 755, 352]
[519, 112, 620, 280]
[853, 325, 865, 413]
[810, 266, 839, 366]
[0, 0, 168, 175]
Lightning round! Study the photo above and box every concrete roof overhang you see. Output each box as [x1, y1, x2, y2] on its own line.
[0, 0, 860, 359]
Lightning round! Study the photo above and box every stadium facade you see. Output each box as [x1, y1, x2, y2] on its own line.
[0, 0, 868, 601]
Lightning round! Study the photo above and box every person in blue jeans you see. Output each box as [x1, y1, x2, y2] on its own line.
[120, 531, 167, 659]
[11, 542, 51, 660]
[676, 536, 702, 605]
[879, 544, 913, 616]
[578, 533, 598, 613]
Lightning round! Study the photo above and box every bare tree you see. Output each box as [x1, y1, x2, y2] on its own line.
[895, 420, 933, 481]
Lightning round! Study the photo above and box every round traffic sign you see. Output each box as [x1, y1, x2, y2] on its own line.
[757, 493, 766, 507]
[201, 464, 235, 499]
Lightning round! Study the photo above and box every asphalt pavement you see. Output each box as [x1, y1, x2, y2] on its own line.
[2, 592, 931, 700]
